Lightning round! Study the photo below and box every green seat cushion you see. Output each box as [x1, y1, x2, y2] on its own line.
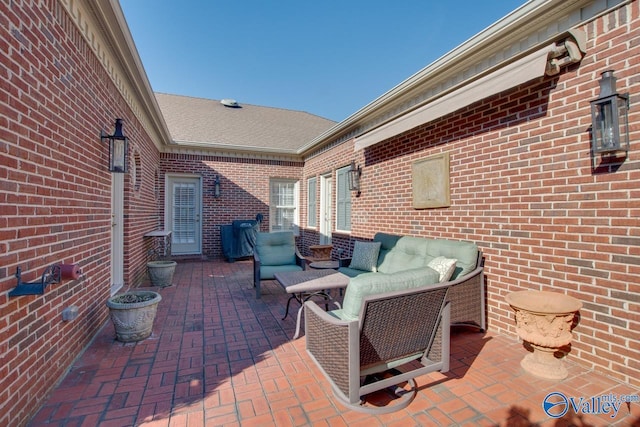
[260, 264, 303, 280]
[338, 267, 440, 321]
[337, 266, 368, 278]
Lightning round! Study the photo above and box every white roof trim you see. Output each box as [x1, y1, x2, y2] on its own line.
[353, 43, 556, 151]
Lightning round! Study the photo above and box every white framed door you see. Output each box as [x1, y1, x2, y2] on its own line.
[110, 173, 124, 295]
[319, 175, 332, 245]
[166, 175, 202, 255]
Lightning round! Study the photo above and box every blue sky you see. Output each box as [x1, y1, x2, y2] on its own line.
[120, 1, 526, 122]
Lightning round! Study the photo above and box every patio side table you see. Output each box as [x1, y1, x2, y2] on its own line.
[309, 260, 339, 270]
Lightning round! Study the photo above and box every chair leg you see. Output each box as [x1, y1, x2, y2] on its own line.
[283, 295, 297, 320]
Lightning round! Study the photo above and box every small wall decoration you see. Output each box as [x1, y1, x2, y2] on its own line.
[412, 152, 450, 209]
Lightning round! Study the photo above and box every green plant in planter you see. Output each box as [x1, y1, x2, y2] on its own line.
[106, 290, 162, 342]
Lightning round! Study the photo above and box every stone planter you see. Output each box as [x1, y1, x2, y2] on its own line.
[505, 290, 582, 380]
[106, 290, 162, 342]
[147, 260, 177, 287]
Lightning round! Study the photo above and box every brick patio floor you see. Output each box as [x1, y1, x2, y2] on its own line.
[28, 260, 639, 426]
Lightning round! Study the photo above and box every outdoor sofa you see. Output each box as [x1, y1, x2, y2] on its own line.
[338, 232, 485, 330]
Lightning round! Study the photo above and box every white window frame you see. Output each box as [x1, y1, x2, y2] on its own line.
[269, 178, 300, 235]
[335, 166, 352, 233]
[307, 177, 317, 228]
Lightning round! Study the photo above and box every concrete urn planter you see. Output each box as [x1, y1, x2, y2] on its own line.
[505, 290, 582, 380]
[106, 290, 162, 342]
[147, 260, 177, 287]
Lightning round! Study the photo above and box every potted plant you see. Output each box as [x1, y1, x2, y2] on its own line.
[147, 260, 177, 287]
[106, 290, 162, 342]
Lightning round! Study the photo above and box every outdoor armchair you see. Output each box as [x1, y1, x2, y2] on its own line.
[305, 278, 451, 414]
[253, 231, 305, 298]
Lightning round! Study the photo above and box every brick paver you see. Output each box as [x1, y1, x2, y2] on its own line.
[26, 260, 638, 426]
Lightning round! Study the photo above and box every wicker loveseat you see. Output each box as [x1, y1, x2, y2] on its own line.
[339, 232, 485, 330]
[305, 268, 452, 413]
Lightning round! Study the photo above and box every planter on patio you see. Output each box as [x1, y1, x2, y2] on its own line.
[106, 290, 162, 342]
[147, 260, 176, 287]
[505, 290, 582, 380]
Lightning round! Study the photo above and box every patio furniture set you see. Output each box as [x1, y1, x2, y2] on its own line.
[252, 230, 485, 412]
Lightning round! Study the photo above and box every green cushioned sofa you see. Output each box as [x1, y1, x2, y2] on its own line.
[339, 232, 485, 330]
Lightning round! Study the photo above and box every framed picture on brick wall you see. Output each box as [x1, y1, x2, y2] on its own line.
[412, 152, 450, 209]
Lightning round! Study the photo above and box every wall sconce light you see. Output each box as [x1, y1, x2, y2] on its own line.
[590, 70, 630, 155]
[348, 161, 361, 195]
[214, 175, 221, 198]
[100, 118, 129, 173]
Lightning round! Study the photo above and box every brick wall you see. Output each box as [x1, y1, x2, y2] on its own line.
[300, 4, 640, 386]
[160, 153, 303, 258]
[0, 1, 160, 425]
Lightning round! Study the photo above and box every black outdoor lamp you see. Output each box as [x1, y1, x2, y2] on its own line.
[100, 118, 129, 173]
[213, 175, 221, 198]
[590, 70, 630, 155]
[348, 161, 361, 195]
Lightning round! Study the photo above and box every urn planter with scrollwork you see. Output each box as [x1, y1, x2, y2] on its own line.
[505, 290, 582, 380]
[106, 290, 162, 342]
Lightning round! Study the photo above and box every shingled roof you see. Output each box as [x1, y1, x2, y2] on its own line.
[155, 93, 336, 154]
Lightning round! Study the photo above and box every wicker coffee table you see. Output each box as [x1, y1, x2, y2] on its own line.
[274, 269, 349, 339]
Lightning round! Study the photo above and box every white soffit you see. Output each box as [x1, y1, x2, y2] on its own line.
[353, 43, 557, 151]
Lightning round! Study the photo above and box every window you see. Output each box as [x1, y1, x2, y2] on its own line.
[307, 177, 317, 228]
[336, 166, 351, 232]
[132, 150, 142, 192]
[270, 179, 299, 234]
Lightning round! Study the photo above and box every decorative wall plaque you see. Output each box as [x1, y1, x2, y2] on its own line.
[412, 152, 450, 209]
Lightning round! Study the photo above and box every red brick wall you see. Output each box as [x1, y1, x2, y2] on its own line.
[300, 4, 640, 386]
[160, 153, 303, 258]
[0, 1, 160, 425]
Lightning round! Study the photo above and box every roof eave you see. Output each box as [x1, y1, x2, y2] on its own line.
[298, 0, 598, 156]
[88, 0, 173, 149]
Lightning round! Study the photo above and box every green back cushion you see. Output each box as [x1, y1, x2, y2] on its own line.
[425, 239, 478, 279]
[373, 233, 400, 268]
[376, 236, 429, 274]
[342, 232, 479, 281]
[340, 267, 440, 320]
[255, 231, 296, 266]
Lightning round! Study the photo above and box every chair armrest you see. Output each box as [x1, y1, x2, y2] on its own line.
[295, 247, 308, 267]
[445, 262, 485, 331]
[253, 251, 261, 298]
[305, 301, 359, 400]
[339, 258, 352, 268]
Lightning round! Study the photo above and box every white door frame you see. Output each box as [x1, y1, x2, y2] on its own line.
[319, 174, 332, 245]
[165, 174, 202, 255]
[110, 173, 124, 295]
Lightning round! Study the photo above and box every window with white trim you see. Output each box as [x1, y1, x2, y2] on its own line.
[307, 177, 317, 228]
[270, 179, 299, 234]
[336, 166, 351, 232]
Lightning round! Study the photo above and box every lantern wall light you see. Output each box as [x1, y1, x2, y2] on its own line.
[100, 118, 129, 173]
[590, 70, 630, 156]
[214, 175, 221, 198]
[348, 161, 361, 196]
